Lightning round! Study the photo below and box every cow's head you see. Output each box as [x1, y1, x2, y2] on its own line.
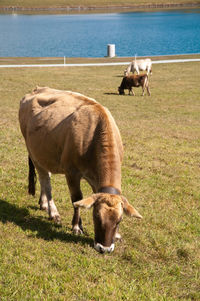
[74, 193, 142, 253]
[118, 87, 125, 95]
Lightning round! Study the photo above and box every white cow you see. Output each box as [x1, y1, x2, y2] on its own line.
[124, 58, 152, 76]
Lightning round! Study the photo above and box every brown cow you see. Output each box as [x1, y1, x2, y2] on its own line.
[118, 74, 151, 96]
[19, 87, 142, 253]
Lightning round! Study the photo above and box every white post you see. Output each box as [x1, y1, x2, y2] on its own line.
[107, 44, 116, 57]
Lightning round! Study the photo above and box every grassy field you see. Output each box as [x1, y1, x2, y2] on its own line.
[0, 0, 200, 10]
[1, 54, 200, 65]
[0, 59, 200, 300]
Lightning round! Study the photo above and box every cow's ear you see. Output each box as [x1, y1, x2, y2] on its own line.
[121, 196, 142, 219]
[73, 195, 97, 209]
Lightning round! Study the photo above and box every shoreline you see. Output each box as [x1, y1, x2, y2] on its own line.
[1, 3, 200, 13]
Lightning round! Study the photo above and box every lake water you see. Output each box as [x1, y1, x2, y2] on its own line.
[0, 9, 200, 57]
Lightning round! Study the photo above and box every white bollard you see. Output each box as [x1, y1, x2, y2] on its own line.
[107, 44, 116, 57]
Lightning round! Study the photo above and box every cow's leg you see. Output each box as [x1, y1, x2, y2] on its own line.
[143, 78, 151, 96]
[37, 166, 61, 224]
[142, 86, 145, 96]
[65, 172, 83, 235]
[147, 85, 151, 96]
[129, 87, 134, 95]
[142, 77, 149, 96]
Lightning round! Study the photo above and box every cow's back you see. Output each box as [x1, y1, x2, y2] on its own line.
[19, 87, 123, 175]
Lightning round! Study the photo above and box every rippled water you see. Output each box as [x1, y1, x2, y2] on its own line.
[0, 9, 200, 57]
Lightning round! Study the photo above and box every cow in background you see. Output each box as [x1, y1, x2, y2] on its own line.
[124, 58, 152, 76]
[118, 74, 151, 96]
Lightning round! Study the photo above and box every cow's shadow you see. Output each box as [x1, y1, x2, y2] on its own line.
[0, 199, 93, 247]
[104, 92, 119, 95]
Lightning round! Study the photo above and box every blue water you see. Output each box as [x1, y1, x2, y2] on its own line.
[0, 9, 200, 57]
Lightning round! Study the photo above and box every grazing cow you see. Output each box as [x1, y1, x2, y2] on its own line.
[118, 74, 151, 96]
[124, 58, 152, 76]
[19, 86, 142, 253]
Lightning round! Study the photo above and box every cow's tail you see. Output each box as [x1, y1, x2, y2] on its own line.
[28, 156, 37, 196]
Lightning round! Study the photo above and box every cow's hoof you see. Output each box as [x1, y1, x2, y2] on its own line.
[40, 204, 48, 212]
[39, 199, 48, 211]
[72, 225, 83, 235]
[49, 215, 61, 225]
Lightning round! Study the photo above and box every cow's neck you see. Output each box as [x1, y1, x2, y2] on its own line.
[95, 160, 122, 194]
[91, 114, 122, 194]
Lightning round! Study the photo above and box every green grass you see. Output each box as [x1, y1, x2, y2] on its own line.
[1, 54, 200, 65]
[0, 0, 200, 9]
[0, 58, 200, 300]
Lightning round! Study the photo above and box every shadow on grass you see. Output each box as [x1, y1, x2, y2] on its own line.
[0, 199, 93, 247]
[104, 92, 119, 95]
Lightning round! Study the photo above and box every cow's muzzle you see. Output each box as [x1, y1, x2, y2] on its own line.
[94, 242, 115, 254]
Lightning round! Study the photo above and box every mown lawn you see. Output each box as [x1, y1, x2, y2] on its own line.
[0, 59, 200, 300]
